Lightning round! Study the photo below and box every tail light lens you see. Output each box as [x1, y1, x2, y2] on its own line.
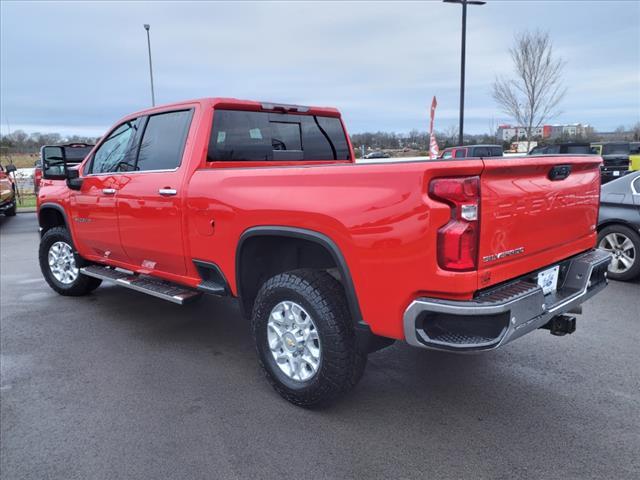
[429, 176, 480, 271]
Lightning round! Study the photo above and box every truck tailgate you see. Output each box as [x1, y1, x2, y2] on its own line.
[478, 155, 601, 288]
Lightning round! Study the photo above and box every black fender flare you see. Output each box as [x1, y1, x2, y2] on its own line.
[38, 202, 70, 235]
[236, 226, 365, 328]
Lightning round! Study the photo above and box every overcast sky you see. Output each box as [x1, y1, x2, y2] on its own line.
[1, 0, 639, 137]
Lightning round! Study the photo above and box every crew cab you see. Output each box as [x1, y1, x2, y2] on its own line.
[37, 98, 611, 406]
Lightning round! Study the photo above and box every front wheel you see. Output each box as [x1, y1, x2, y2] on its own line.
[251, 270, 366, 407]
[39, 226, 102, 296]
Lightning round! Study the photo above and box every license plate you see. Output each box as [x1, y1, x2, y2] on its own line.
[537, 265, 560, 295]
[613, 171, 621, 176]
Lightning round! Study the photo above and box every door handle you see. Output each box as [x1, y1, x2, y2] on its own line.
[158, 188, 177, 196]
[102, 188, 116, 195]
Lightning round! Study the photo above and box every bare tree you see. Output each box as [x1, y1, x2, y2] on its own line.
[492, 30, 566, 151]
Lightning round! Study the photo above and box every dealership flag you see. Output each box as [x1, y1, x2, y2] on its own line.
[428, 96, 439, 159]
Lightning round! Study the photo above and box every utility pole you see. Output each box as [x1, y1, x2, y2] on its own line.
[143, 24, 156, 106]
[443, 0, 486, 145]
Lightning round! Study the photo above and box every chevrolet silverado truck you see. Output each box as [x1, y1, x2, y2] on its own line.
[37, 98, 611, 406]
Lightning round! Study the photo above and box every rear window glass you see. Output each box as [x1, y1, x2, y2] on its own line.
[208, 110, 350, 161]
[64, 146, 93, 162]
[564, 145, 591, 154]
[602, 143, 630, 155]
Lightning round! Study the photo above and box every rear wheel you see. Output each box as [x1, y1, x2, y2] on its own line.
[39, 226, 102, 296]
[598, 224, 640, 281]
[251, 269, 366, 407]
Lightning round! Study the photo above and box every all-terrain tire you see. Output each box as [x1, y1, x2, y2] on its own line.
[251, 269, 367, 407]
[39, 226, 102, 296]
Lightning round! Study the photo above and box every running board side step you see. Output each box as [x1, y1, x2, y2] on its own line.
[80, 265, 202, 305]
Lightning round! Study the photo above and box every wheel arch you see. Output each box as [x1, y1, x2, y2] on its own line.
[597, 219, 640, 235]
[38, 203, 69, 236]
[235, 226, 364, 327]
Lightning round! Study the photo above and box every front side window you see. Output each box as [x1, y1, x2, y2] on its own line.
[90, 119, 141, 174]
[137, 110, 194, 171]
[208, 110, 350, 162]
[632, 176, 640, 194]
[454, 149, 466, 158]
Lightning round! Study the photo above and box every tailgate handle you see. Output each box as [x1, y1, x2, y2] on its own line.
[549, 165, 572, 181]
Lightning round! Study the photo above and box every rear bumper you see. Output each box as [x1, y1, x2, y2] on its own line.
[403, 248, 611, 352]
[601, 166, 630, 183]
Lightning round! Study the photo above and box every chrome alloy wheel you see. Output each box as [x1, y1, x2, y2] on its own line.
[599, 232, 636, 274]
[48, 241, 79, 285]
[267, 301, 321, 382]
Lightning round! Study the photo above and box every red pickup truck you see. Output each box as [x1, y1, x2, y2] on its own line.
[37, 98, 611, 406]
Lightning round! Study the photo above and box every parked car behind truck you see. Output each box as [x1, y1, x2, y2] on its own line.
[597, 172, 640, 281]
[36, 98, 611, 406]
[591, 142, 631, 183]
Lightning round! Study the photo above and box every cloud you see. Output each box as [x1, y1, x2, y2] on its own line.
[1, 0, 638, 136]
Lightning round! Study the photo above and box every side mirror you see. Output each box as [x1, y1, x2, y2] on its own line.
[66, 168, 83, 191]
[4, 164, 17, 174]
[41, 146, 67, 180]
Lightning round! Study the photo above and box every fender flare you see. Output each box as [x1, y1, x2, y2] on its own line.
[236, 226, 365, 327]
[38, 202, 70, 234]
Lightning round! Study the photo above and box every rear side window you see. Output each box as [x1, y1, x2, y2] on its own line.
[489, 147, 503, 157]
[208, 110, 350, 162]
[137, 110, 193, 171]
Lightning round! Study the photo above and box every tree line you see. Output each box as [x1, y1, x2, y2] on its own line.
[0, 130, 99, 155]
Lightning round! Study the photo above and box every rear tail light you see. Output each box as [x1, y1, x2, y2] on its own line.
[429, 176, 480, 271]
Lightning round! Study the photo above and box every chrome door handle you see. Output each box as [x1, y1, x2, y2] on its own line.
[102, 188, 116, 195]
[158, 188, 177, 196]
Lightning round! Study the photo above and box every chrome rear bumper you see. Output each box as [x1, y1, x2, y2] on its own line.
[403, 248, 611, 352]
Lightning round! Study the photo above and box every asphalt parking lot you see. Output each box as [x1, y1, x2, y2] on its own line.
[1, 213, 639, 480]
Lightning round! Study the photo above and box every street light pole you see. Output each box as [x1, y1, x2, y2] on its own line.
[443, 0, 485, 146]
[143, 24, 156, 107]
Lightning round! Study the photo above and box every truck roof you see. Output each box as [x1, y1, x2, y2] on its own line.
[123, 98, 342, 121]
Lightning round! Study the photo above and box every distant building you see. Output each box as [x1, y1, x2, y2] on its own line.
[497, 123, 590, 142]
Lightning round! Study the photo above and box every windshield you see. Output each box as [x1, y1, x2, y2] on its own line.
[602, 143, 629, 155]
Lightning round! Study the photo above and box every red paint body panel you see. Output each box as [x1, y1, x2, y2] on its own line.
[37, 98, 602, 342]
[478, 156, 601, 287]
